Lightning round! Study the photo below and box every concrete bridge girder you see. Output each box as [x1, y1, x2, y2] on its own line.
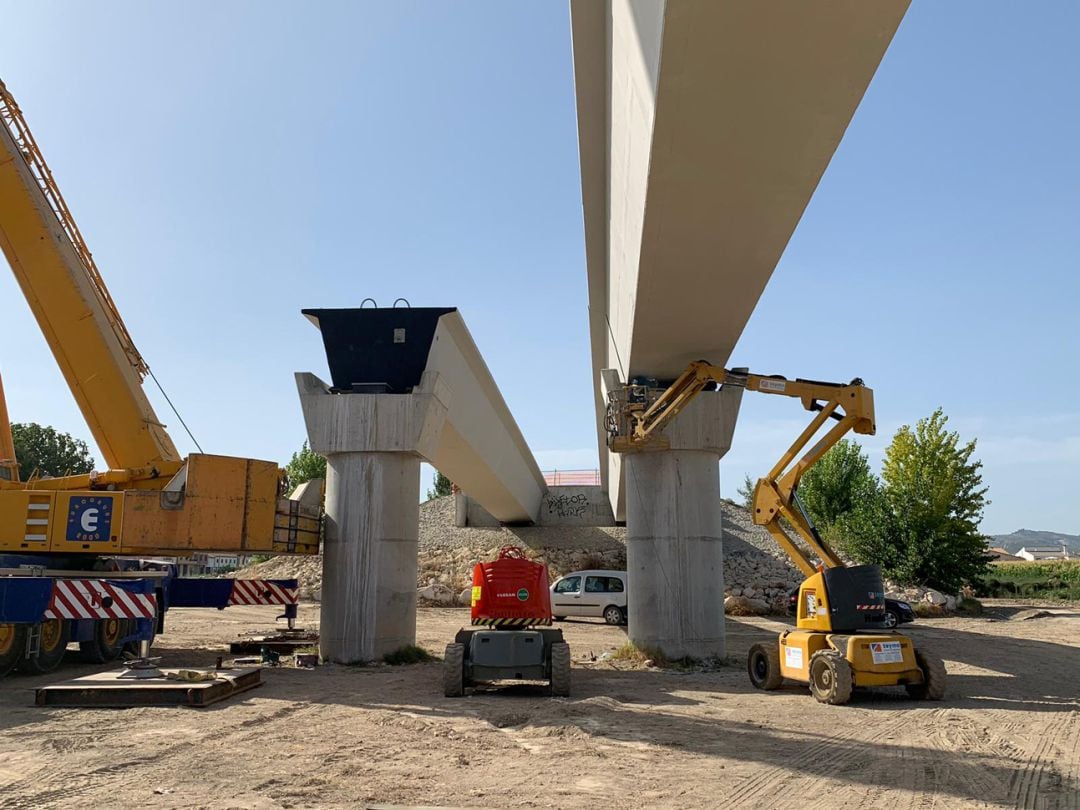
[572, 0, 910, 521]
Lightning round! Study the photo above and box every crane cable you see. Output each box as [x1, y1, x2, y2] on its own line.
[147, 367, 203, 454]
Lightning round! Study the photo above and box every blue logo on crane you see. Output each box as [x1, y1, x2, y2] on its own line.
[66, 496, 114, 542]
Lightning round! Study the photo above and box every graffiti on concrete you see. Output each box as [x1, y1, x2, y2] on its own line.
[547, 492, 589, 519]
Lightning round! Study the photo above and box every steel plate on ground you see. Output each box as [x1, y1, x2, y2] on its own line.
[35, 667, 262, 708]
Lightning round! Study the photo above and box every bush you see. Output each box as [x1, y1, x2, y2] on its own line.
[976, 561, 1080, 601]
[956, 597, 984, 615]
[610, 642, 654, 666]
[609, 642, 731, 671]
[383, 645, 437, 665]
[913, 602, 945, 618]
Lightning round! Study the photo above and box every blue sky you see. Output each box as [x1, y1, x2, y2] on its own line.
[1, 2, 1076, 536]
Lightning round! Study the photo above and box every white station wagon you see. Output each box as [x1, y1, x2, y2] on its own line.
[549, 570, 628, 625]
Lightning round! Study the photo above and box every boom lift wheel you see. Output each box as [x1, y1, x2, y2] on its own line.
[747, 642, 784, 690]
[0, 623, 26, 677]
[18, 619, 69, 675]
[905, 649, 947, 701]
[80, 618, 131, 663]
[550, 641, 571, 697]
[808, 650, 853, 705]
[443, 642, 465, 697]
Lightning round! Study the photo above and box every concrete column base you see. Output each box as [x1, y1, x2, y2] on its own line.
[320, 451, 419, 664]
[622, 387, 742, 660]
[626, 449, 724, 659]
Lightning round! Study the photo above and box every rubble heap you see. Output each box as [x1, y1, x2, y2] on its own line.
[237, 496, 803, 613]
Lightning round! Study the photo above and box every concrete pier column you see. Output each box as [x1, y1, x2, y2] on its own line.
[296, 372, 448, 664]
[321, 452, 419, 663]
[624, 387, 743, 660]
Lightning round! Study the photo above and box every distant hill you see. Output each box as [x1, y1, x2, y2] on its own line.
[990, 529, 1080, 554]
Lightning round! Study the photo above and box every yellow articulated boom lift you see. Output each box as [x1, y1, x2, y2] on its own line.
[607, 361, 946, 705]
[0, 78, 320, 676]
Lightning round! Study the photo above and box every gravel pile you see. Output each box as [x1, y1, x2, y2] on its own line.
[238, 496, 802, 606]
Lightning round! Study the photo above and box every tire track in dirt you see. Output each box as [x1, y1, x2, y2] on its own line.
[1064, 714, 1080, 810]
[724, 712, 914, 808]
[0, 755, 161, 810]
[921, 707, 1010, 802]
[1, 701, 325, 809]
[1008, 711, 1071, 809]
[806, 706, 945, 810]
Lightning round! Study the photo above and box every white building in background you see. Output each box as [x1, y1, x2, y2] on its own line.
[1016, 546, 1070, 561]
[139, 553, 252, 577]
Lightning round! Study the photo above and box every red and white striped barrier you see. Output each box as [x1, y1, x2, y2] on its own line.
[45, 579, 157, 621]
[227, 579, 298, 607]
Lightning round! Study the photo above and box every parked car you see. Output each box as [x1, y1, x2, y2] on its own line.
[786, 586, 914, 629]
[550, 570, 627, 625]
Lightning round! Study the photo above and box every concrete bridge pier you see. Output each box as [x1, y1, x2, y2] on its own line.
[295, 373, 448, 664]
[321, 451, 419, 662]
[296, 306, 547, 663]
[624, 386, 743, 660]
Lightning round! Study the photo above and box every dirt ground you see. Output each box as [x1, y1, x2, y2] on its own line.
[0, 602, 1077, 809]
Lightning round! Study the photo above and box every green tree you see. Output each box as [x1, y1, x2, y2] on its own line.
[797, 439, 876, 533]
[285, 441, 326, 490]
[736, 474, 756, 509]
[11, 422, 95, 480]
[838, 409, 990, 591]
[426, 470, 453, 500]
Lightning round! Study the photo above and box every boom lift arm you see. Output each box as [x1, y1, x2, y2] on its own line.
[612, 362, 947, 705]
[606, 361, 876, 578]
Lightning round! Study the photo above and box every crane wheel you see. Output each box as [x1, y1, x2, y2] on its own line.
[550, 641, 571, 697]
[80, 618, 131, 663]
[443, 643, 465, 697]
[906, 649, 947, 701]
[747, 642, 784, 690]
[0, 623, 26, 678]
[809, 650, 853, 705]
[18, 619, 69, 675]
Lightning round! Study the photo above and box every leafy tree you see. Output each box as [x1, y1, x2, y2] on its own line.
[285, 441, 326, 490]
[736, 474, 756, 509]
[797, 439, 876, 533]
[11, 422, 95, 480]
[838, 409, 990, 591]
[426, 470, 453, 500]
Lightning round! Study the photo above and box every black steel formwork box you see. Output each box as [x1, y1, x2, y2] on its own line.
[303, 307, 456, 394]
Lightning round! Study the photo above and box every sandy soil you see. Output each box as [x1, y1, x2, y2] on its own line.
[0, 602, 1077, 809]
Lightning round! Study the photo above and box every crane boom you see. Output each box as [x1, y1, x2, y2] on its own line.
[606, 361, 876, 579]
[0, 371, 17, 482]
[0, 80, 179, 470]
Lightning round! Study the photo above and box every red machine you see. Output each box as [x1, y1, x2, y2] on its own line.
[470, 547, 553, 627]
[444, 547, 570, 696]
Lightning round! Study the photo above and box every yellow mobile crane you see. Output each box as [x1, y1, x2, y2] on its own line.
[0, 79, 319, 676]
[607, 361, 946, 704]
[0, 373, 17, 484]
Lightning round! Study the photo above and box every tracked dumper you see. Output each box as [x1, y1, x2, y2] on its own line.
[443, 547, 570, 697]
